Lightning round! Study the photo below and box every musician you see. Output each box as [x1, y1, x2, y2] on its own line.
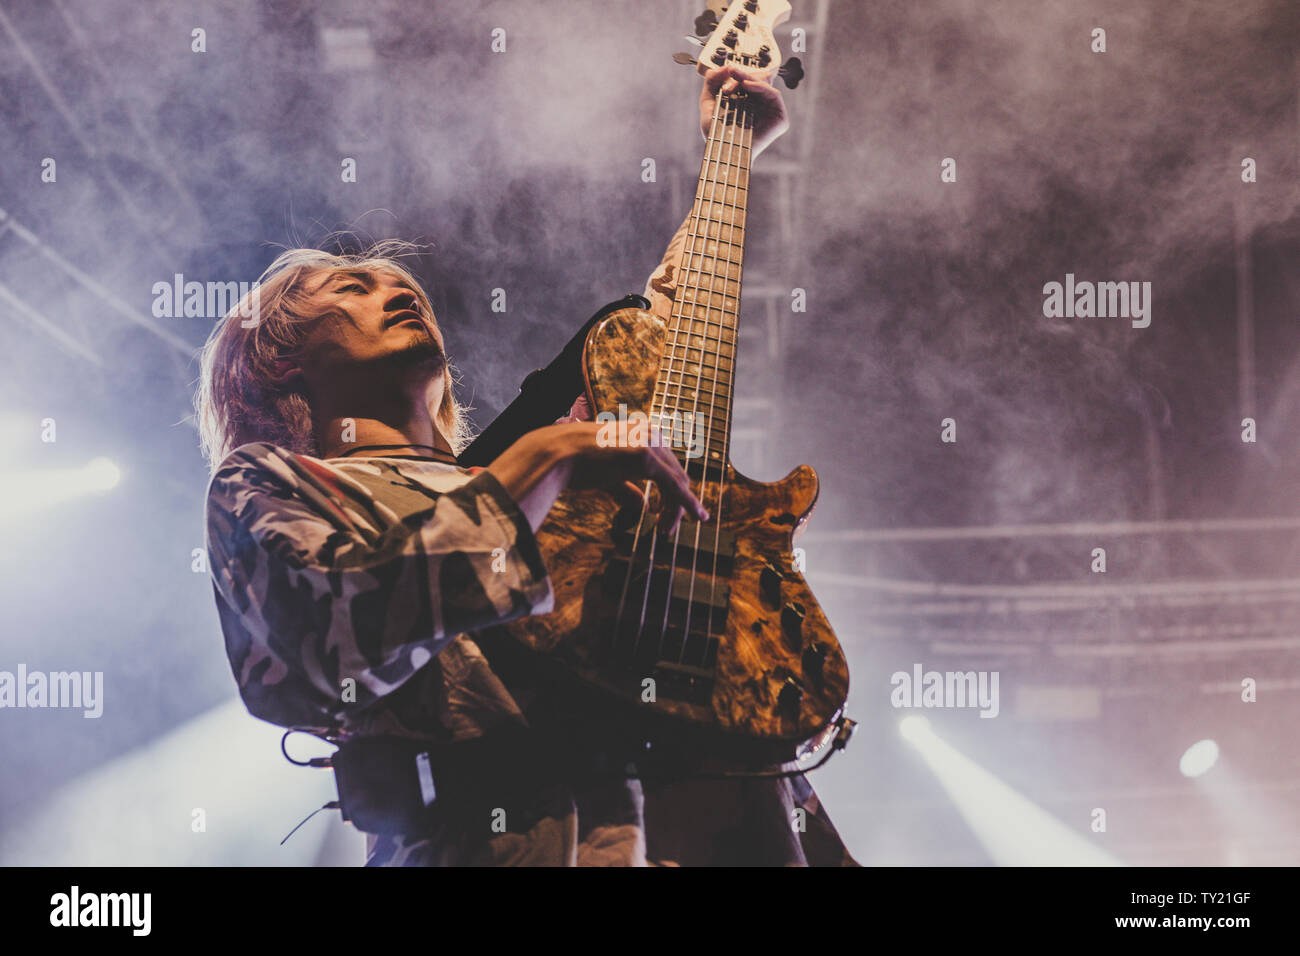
[197, 64, 858, 866]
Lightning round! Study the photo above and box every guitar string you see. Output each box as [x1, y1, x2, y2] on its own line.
[614, 84, 731, 662]
[675, 88, 747, 666]
[655, 89, 741, 666]
[640, 88, 737, 665]
[643, 88, 737, 665]
[699, 99, 751, 665]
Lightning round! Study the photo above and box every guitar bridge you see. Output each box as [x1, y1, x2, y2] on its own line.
[599, 515, 737, 703]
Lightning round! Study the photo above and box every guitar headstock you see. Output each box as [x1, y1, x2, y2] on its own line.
[695, 0, 792, 82]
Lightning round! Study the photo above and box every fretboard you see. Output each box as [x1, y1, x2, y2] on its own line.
[653, 93, 755, 476]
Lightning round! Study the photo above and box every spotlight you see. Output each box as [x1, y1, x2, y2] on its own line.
[1179, 739, 1219, 778]
[0, 457, 123, 519]
[898, 714, 932, 743]
[84, 457, 121, 491]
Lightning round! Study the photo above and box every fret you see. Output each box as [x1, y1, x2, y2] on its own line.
[681, 223, 743, 251]
[680, 225, 745, 252]
[680, 241, 742, 269]
[650, 400, 732, 426]
[699, 156, 751, 176]
[654, 427, 731, 455]
[681, 271, 742, 295]
[679, 253, 743, 272]
[683, 221, 746, 240]
[656, 374, 734, 397]
[653, 400, 734, 429]
[699, 219, 744, 243]
[655, 383, 735, 410]
[654, 377, 732, 401]
[681, 290, 740, 311]
[672, 298, 740, 320]
[657, 366, 733, 387]
[699, 165, 750, 189]
[660, 345, 737, 367]
[659, 345, 736, 366]
[667, 96, 754, 469]
[679, 288, 741, 312]
[656, 359, 734, 381]
[698, 180, 748, 205]
[664, 334, 736, 354]
[655, 370, 736, 395]
[707, 123, 752, 142]
[660, 356, 733, 374]
[695, 199, 747, 218]
[665, 331, 736, 354]
[662, 324, 737, 343]
[674, 306, 738, 323]
[698, 183, 747, 206]
[673, 315, 738, 337]
[668, 306, 739, 327]
[697, 179, 749, 200]
[649, 424, 733, 456]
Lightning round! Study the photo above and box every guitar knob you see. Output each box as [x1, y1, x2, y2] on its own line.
[757, 44, 771, 67]
[723, 29, 738, 48]
[780, 601, 805, 650]
[760, 560, 783, 607]
[778, 677, 803, 715]
[802, 641, 826, 687]
[712, 46, 728, 65]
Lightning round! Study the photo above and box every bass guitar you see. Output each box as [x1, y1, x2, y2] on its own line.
[475, 0, 850, 767]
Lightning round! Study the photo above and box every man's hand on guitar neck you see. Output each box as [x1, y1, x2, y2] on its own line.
[486, 422, 708, 537]
[700, 64, 790, 158]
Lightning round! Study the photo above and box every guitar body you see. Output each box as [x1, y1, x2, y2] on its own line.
[485, 304, 850, 766]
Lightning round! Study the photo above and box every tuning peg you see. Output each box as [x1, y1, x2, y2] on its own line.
[672, 52, 699, 66]
[778, 56, 805, 89]
[683, 35, 705, 47]
[693, 9, 719, 37]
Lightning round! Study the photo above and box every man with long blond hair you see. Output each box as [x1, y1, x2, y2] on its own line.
[197, 66, 856, 866]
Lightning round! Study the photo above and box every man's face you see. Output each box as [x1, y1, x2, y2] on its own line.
[290, 266, 447, 403]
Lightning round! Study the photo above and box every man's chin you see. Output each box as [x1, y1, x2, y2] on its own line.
[390, 337, 446, 371]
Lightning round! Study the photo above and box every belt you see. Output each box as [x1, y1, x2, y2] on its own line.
[332, 709, 644, 837]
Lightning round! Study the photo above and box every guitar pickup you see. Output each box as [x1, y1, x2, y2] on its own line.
[613, 517, 736, 576]
[601, 562, 729, 675]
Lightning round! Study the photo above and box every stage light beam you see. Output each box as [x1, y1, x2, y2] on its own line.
[0, 457, 122, 518]
[898, 715, 1122, 866]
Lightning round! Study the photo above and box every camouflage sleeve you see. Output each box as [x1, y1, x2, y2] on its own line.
[643, 212, 692, 320]
[204, 442, 552, 731]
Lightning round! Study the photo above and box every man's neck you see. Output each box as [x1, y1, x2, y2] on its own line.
[314, 407, 449, 459]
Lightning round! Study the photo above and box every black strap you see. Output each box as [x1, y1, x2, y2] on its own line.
[458, 294, 650, 468]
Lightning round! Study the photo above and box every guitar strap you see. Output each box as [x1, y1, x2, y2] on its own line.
[458, 294, 649, 467]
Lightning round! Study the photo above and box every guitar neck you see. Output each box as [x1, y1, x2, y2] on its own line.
[654, 93, 755, 473]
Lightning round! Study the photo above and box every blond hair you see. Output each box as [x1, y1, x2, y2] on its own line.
[195, 241, 468, 472]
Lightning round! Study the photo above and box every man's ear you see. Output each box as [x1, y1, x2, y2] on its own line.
[267, 358, 302, 387]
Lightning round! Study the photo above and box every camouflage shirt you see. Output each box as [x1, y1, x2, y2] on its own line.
[205, 216, 859, 865]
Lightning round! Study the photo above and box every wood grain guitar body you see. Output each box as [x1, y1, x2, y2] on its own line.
[483, 303, 850, 767]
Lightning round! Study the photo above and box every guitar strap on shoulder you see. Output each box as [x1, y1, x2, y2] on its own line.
[458, 294, 649, 468]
